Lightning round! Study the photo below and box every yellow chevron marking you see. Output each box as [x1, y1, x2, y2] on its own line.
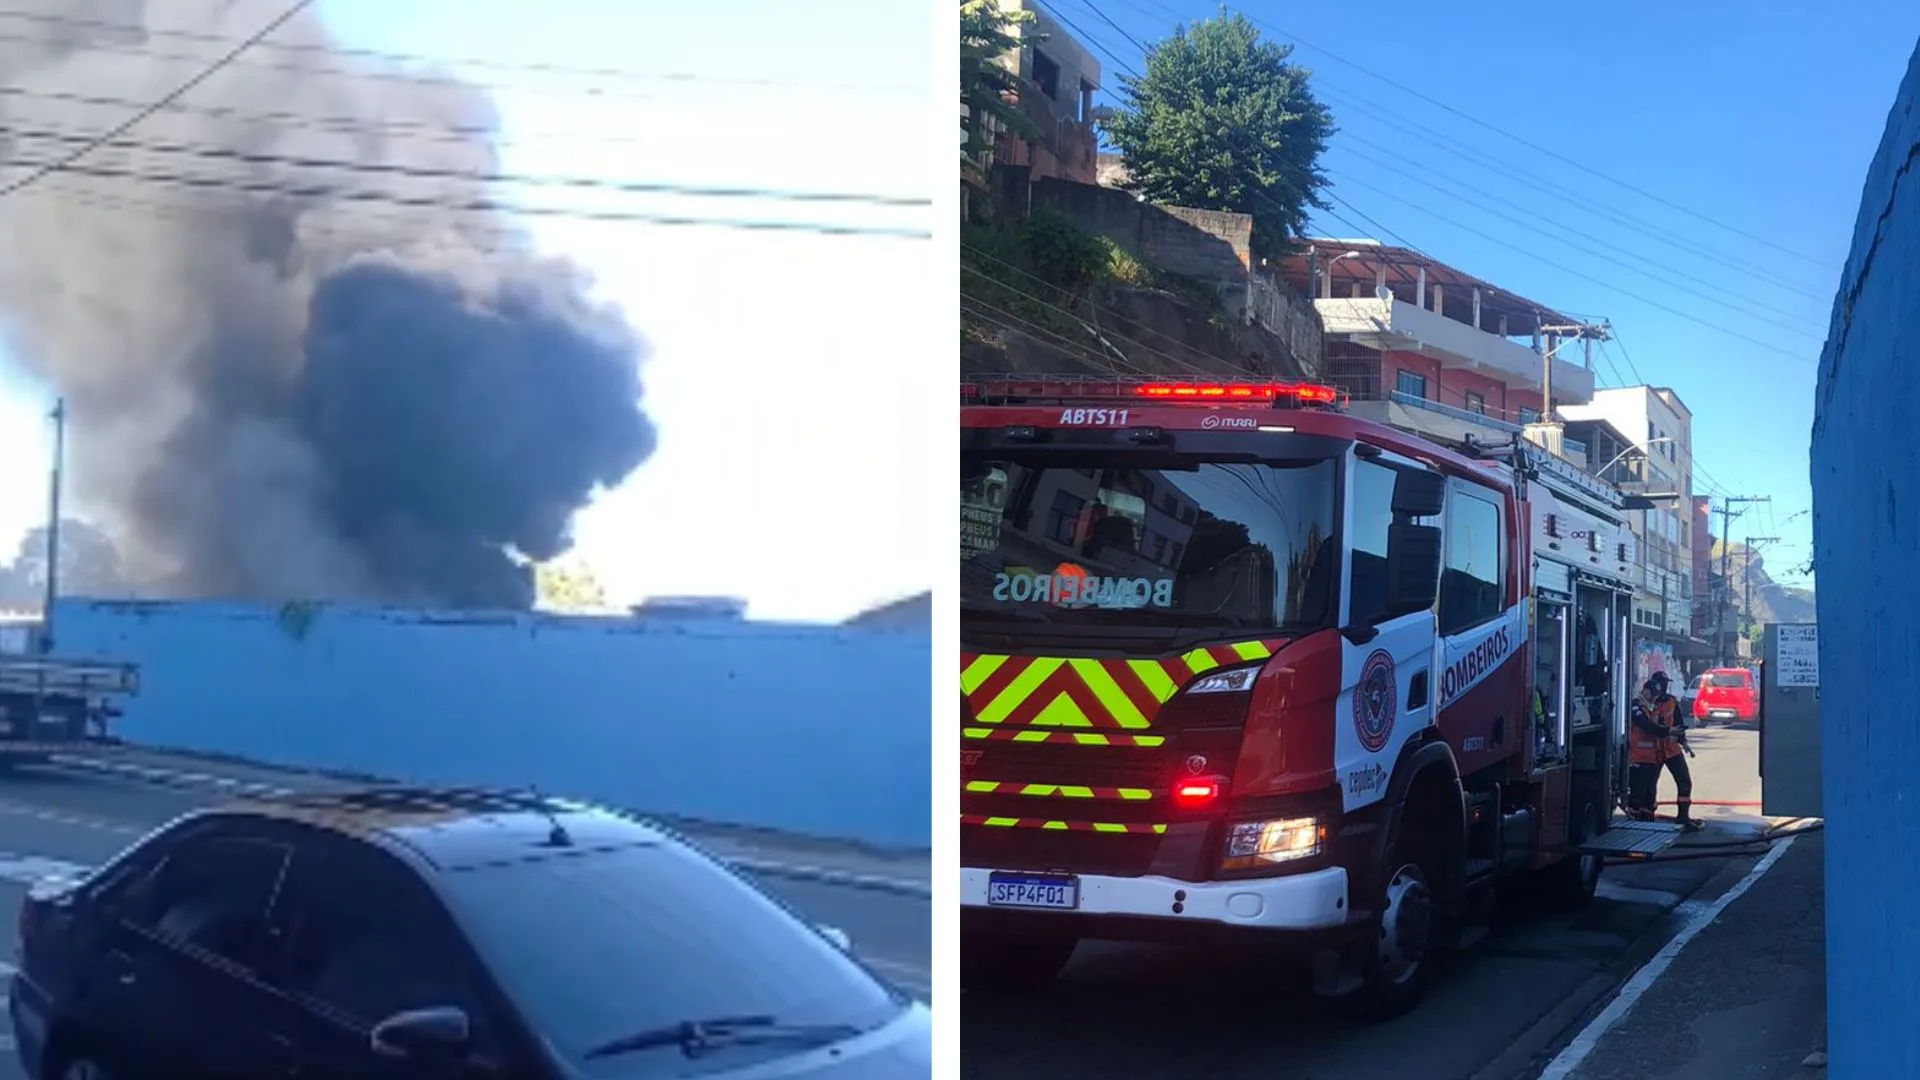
[1012, 729, 1049, 742]
[1029, 691, 1092, 728]
[964, 781, 999, 793]
[974, 657, 1064, 725]
[1126, 659, 1179, 703]
[983, 817, 1019, 827]
[1182, 647, 1222, 674]
[960, 654, 1009, 694]
[1232, 640, 1273, 661]
[1070, 658, 1150, 729]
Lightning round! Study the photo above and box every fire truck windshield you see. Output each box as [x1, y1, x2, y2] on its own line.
[960, 454, 1339, 637]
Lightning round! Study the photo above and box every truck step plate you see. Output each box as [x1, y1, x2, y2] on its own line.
[986, 871, 1080, 910]
[1575, 818, 1684, 858]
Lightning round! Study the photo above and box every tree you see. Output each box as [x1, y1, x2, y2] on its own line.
[960, 0, 1043, 178]
[534, 559, 609, 613]
[1102, 13, 1335, 260]
[4, 519, 128, 604]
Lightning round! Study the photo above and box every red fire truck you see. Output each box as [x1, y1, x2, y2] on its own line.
[959, 375, 1683, 1018]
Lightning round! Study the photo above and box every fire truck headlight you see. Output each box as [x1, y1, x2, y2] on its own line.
[1221, 816, 1322, 869]
[1187, 665, 1262, 695]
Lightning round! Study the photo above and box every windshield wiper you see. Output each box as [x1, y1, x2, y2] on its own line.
[581, 1015, 864, 1061]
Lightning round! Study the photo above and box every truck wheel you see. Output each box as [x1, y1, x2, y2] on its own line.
[1537, 798, 1605, 909]
[1335, 824, 1443, 1022]
[961, 931, 1077, 994]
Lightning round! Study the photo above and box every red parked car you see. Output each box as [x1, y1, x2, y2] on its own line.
[1693, 667, 1760, 725]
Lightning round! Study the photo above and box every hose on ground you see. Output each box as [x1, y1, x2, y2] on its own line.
[1602, 819, 1823, 865]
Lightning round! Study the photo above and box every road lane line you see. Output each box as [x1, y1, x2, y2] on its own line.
[1537, 836, 1797, 1080]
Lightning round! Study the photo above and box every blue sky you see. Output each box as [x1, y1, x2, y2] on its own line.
[1046, 0, 1920, 588]
[0, 0, 933, 622]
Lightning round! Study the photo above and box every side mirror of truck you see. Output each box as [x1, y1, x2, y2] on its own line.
[1385, 522, 1442, 614]
[1391, 468, 1447, 519]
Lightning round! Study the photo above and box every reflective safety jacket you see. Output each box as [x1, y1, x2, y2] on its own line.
[1628, 693, 1681, 765]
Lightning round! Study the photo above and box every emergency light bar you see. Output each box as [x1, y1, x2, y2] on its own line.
[964, 375, 1347, 409]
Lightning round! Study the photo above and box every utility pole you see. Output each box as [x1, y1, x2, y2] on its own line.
[39, 398, 65, 655]
[1743, 535, 1781, 654]
[1715, 495, 1770, 667]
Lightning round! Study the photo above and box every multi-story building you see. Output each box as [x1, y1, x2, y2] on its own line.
[984, 0, 1102, 186]
[1277, 239, 1600, 454]
[1690, 496, 1717, 641]
[1559, 387, 1709, 675]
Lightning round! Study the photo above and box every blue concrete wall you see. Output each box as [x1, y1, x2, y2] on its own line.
[1809, 40, 1920, 1078]
[48, 599, 930, 850]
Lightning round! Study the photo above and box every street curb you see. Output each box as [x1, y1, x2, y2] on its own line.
[1466, 853, 1764, 1080]
[42, 753, 934, 900]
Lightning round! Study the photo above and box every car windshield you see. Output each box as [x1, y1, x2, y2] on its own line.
[961, 454, 1340, 637]
[444, 842, 903, 1075]
[1708, 672, 1749, 688]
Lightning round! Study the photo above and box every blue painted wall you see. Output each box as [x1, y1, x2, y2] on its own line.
[1810, 40, 1920, 1078]
[49, 599, 930, 850]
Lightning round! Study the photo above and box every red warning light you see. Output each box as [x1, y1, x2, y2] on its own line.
[1133, 382, 1340, 405]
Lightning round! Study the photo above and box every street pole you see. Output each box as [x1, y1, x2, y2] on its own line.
[1743, 534, 1781, 657]
[40, 398, 64, 655]
[1714, 495, 1771, 667]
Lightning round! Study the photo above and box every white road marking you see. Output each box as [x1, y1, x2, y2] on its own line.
[1537, 836, 1797, 1079]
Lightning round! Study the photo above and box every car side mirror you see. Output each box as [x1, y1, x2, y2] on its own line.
[370, 1006, 471, 1061]
[819, 924, 852, 950]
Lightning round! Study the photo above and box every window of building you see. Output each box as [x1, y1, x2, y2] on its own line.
[1030, 50, 1061, 100]
[1395, 369, 1429, 399]
[1439, 487, 1505, 634]
[1463, 391, 1486, 415]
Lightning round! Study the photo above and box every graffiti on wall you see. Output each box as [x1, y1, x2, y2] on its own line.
[1635, 640, 1678, 687]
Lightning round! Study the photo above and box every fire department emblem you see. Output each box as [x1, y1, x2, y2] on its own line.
[1353, 649, 1397, 753]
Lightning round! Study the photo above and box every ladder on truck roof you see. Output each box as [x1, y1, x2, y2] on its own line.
[0, 657, 140, 698]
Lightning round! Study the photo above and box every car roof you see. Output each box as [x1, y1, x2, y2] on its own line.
[209, 785, 672, 872]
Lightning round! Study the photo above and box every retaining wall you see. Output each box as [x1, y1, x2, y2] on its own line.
[1808, 38, 1920, 1079]
[47, 599, 931, 850]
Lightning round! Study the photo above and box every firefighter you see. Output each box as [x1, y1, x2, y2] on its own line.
[1627, 673, 1704, 831]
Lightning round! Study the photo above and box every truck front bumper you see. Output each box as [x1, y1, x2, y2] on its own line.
[959, 865, 1352, 933]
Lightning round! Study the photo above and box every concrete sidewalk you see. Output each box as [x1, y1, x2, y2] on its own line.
[1560, 828, 1826, 1080]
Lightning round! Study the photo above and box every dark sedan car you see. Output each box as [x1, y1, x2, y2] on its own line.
[8, 786, 930, 1080]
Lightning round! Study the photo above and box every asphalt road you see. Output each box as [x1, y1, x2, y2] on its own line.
[0, 750, 932, 1074]
[962, 729, 1771, 1080]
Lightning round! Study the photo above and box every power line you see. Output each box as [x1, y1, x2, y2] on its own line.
[1331, 173, 1815, 365]
[1326, 147, 1826, 336]
[0, 0, 316, 199]
[0, 8, 915, 100]
[1181, 1, 1835, 269]
[4, 160, 931, 238]
[0, 122, 928, 208]
[1081, 0, 1834, 313]
[1315, 89, 1829, 302]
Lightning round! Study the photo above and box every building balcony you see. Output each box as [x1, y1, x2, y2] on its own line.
[1315, 296, 1596, 403]
[1329, 375, 1590, 461]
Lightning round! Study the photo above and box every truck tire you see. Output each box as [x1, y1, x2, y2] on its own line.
[1334, 819, 1444, 1022]
[1536, 797, 1605, 909]
[961, 931, 1077, 994]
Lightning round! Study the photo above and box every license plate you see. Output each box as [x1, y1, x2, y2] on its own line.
[986, 871, 1079, 910]
[1710, 709, 1735, 719]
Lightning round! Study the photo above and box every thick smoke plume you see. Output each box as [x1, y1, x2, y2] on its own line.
[0, 0, 655, 608]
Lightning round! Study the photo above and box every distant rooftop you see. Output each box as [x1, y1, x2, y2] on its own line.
[1280, 238, 1590, 338]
